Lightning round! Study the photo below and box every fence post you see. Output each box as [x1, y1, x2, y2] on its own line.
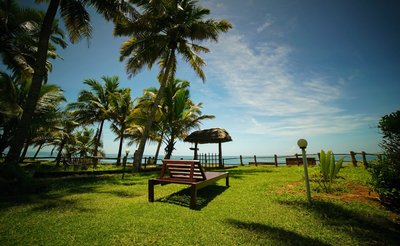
[254, 155, 258, 167]
[274, 154, 278, 167]
[350, 151, 358, 167]
[361, 151, 368, 168]
[240, 155, 243, 166]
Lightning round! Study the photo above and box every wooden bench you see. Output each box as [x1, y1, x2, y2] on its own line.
[285, 157, 316, 166]
[148, 159, 229, 209]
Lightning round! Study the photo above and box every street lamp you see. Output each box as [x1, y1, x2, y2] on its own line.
[297, 139, 312, 206]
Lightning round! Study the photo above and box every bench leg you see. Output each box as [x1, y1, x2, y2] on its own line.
[226, 174, 230, 187]
[190, 185, 197, 209]
[148, 180, 155, 202]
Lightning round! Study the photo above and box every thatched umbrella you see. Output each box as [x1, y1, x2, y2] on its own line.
[184, 128, 232, 167]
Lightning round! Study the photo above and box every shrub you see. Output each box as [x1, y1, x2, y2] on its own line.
[315, 150, 344, 193]
[369, 110, 400, 211]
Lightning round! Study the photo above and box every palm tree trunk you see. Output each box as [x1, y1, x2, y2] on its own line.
[116, 125, 125, 166]
[20, 139, 30, 162]
[134, 50, 175, 171]
[164, 135, 175, 160]
[5, 0, 60, 170]
[55, 140, 66, 166]
[93, 120, 104, 167]
[154, 131, 164, 164]
[33, 143, 44, 159]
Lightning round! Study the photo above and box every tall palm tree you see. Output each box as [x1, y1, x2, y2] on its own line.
[115, 0, 231, 170]
[68, 76, 120, 166]
[0, 0, 67, 80]
[5, 0, 134, 170]
[109, 88, 134, 166]
[162, 79, 214, 158]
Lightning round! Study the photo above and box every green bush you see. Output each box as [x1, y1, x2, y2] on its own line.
[315, 150, 344, 192]
[369, 110, 400, 211]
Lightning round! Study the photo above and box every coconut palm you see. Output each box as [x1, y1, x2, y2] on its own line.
[0, 72, 65, 158]
[68, 76, 120, 166]
[6, 0, 134, 169]
[162, 79, 214, 158]
[109, 88, 134, 166]
[115, 0, 231, 169]
[0, 0, 67, 80]
[50, 111, 78, 166]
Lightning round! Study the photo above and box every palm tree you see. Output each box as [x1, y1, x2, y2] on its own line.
[74, 127, 96, 158]
[0, 72, 65, 158]
[51, 111, 78, 166]
[162, 79, 214, 158]
[20, 83, 65, 160]
[0, 0, 67, 80]
[109, 88, 134, 166]
[68, 76, 120, 166]
[115, 0, 231, 170]
[5, 0, 133, 170]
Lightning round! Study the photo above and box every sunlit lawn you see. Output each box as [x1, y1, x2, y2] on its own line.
[0, 165, 399, 245]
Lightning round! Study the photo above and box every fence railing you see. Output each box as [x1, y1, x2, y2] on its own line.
[16, 150, 383, 170]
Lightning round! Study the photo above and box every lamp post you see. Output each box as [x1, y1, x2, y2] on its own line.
[297, 139, 312, 206]
[122, 149, 129, 179]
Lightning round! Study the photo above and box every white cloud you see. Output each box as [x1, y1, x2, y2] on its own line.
[256, 20, 273, 33]
[203, 33, 374, 136]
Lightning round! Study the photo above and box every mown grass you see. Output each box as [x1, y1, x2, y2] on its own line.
[0, 165, 399, 245]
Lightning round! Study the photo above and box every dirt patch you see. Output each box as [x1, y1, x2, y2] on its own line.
[276, 180, 379, 205]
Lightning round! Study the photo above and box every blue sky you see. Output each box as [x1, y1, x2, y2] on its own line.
[14, 0, 400, 157]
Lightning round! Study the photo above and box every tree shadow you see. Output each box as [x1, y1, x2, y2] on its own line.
[158, 185, 228, 210]
[277, 199, 400, 244]
[225, 219, 330, 245]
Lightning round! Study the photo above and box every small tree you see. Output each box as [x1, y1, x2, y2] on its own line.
[369, 110, 400, 211]
[315, 150, 344, 193]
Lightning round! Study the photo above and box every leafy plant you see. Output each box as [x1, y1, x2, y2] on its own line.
[369, 110, 400, 211]
[315, 150, 344, 192]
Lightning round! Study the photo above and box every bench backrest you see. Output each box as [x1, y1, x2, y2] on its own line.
[285, 157, 316, 166]
[160, 160, 206, 181]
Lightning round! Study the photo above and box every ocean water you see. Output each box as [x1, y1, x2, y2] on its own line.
[24, 151, 380, 166]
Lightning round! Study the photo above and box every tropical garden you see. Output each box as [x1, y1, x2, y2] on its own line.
[0, 0, 399, 245]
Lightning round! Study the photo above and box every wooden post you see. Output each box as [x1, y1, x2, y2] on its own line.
[361, 151, 368, 168]
[254, 155, 257, 166]
[194, 142, 198, 160]
[295, 153, 300, 166]
[240, 155, 243, 166]
[350, 151, 358, 167]
[274, 154, 278, 167]
[218, 142, 223, 168]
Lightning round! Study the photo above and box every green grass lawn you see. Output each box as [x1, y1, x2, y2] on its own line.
[0, 165, 399, 245]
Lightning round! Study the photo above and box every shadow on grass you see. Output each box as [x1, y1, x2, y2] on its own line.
[158, 185, 228, 210]
[226, 219, 329, 245]
[0, 174, 146, 210]
[277, 199, 400, 244]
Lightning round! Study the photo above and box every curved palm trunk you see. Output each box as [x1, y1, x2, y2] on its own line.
[6, 0, 60, 170]
[154, 131, 164, 164]
[164, 135, 175, 160]
[116, 131, 125, 166]
[19, 139, 30, 162]
[93, 120, 105, 167]
[33, 143, 44, 159]
[134, 50, 175, 171]
[55, 139, 66, 166]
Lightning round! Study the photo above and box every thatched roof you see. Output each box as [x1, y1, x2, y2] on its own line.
[184, 128, 232, 144]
